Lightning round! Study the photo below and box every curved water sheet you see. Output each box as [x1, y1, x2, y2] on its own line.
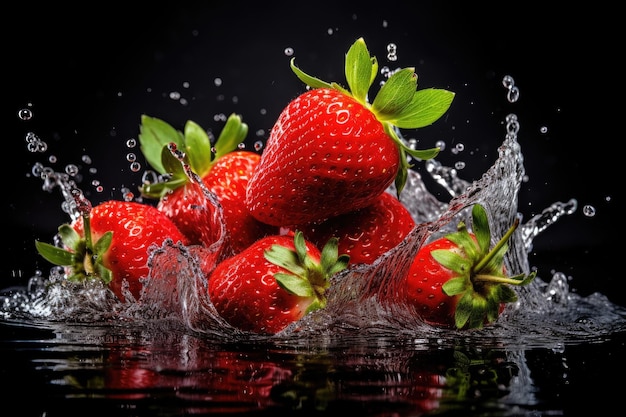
[2, 115, 626, 351]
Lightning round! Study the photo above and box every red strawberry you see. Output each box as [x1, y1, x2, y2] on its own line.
[245, 37, 454, 226]
[208, 230, 349, 334]
[202, 150, 276, 254]
[403, 204, 536, 329]
[34, 199, 189, 302]
[139, 113, 275, 252]
[298, 191, 416, 265]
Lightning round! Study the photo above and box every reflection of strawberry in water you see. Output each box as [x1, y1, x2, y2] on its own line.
[102, 345, 293, 411]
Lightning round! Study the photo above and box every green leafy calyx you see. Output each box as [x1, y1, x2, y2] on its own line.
[139, 113, 248, 199]
[290, 37, 455, 195]
[264, 231, 350, 314]
[431, 204, 536, 329]
[35, 214, 114, 285]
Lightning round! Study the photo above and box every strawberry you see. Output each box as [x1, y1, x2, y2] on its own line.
[403, 204, 536, 329]
[34, 199, 189, 302]
[139, 113, 276, 252]
[207, 230, 349, 334]
[297, 191, 416, 265]
[245, 37, 454, 226]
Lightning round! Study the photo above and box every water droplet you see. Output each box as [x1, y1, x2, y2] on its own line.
[18, 108, 33, 121]
[507, 86, 520, 103]
[386, 43, 397, 61]
[502, 75, 515, 89]
[65, 164, 79, 176]
[582, 205, 596, 217]
[284, 47, 294, 56]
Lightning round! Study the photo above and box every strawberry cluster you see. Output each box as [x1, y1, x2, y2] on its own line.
[35, 38, 534, 334]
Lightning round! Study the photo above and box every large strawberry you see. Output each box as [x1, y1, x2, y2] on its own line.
[297, 191, 416, 265]
[139, 113, 276, 253]
[245, 37, 455, 227]
[34, 199, 189, 302]
[208, 230, 349, 334]
[403, 204, 536, 329]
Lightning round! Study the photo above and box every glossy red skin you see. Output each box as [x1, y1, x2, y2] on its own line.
[71, 200, 188, 302]
[202, 151, 277, 254]
[404, 236, 505, 328]
[246, 88, 400, 227]
[208, 234, 322, 334]
[158, 151, 275, 252]
[299, 191, 415, 265]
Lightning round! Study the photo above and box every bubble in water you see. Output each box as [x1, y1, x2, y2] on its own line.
[81, 155, 92, 164]
[237, 142, 245, 149]
[260, 108, 267, 115]
[65, 164, 79, 177]
[540, 126, 548, 134]
[25, 131, 47, 153]
[502, 75, 520, 103]
[435, 140, 446, 151]
[169, 91, 181, 100]
[254, 141, 264, 151]
[382, 20, 388, 28]
[126, 138, 137, 148]
[454, 161, 466, 170]
[255, 129, 265, 137]
[327, 28, 334, 35]
[582, 205, 596, 217]
[214, 78, 222, 87]
[130, 161, 141, 172]
[284, 47, 294, 56]
[127, 153, 137, 162]
[48, 155, 57, 163]
[183, 81, 190, 88]
[386, 43, 397, 61]
[18, 108, 33, 121]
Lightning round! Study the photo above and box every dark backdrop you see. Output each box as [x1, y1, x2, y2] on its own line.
[6, 2, 622, 305]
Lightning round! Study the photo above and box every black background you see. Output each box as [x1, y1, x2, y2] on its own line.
[6, 2, 622, 305]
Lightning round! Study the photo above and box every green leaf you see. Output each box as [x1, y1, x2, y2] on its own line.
[138, 115, 184, 174]
[183, 120, 214, 177]
[431, 249, 472, 275]
[265, 244, 306, 277]
[35, 240, 74, 266]
[58, 224, 81, 250]
[275, 273, 315, 297]
[391, 88, 455, 129]
[471, 204, 491, 255]
[345, 37, 375, 103]
[290, 58, 333, 90]
[442, 276, 468, 296]
[212, 113, 249, 161]
[371, 68, 417, 118]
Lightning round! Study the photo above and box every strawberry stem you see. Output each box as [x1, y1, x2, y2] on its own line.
[472, 217, 520, 274]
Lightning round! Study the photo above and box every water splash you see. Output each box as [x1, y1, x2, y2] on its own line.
[4, 76, 626, 348]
